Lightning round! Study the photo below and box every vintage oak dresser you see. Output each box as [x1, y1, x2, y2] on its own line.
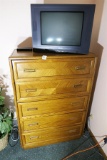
[9, 50, 97, 149]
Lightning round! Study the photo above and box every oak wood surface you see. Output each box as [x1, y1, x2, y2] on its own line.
[9, 50, 97, 149]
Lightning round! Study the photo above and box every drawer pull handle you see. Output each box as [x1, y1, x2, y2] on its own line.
[69, 129, 76, 133]
[26, 89, 37, 92]
[75, 66, 85, 70]
[30, 136, 39, 139]
[28, 122, 38, 126]
[24, 69, 36, 72]
[68, 129, 76, 133]
[27, 108, 38, 111]
[74, 84, 82, 88]
[71, 102, 80, 106]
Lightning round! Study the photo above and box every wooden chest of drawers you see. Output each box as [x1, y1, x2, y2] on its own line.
[9, 50, 97, 149]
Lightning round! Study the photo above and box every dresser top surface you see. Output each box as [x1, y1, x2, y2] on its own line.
[9, 50, 97, 60]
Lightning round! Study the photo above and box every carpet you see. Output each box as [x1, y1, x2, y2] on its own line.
[0, 130, 106, 160]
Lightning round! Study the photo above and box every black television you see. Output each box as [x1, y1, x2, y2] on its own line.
[31, 4, 95, 54]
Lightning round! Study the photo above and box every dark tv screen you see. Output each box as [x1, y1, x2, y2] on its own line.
[41, 12, 84, 46]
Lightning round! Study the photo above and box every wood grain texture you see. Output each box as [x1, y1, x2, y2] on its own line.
[9, 50, 97, 149]
[12, 59, 95, 80]
[18, 96, 88, 117]
[21, 111, 85, 132]
[23, 125, 83, 148]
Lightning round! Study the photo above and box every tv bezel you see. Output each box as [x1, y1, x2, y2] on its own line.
[31, 4, 95, 54]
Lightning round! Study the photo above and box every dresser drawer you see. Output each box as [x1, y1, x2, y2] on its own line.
[23, 125, 83, 147]
[18, 96, 88, 117]
[12, 59, 95, 80]
[21, 112, 85, 132]
[16, 78, 92, 102]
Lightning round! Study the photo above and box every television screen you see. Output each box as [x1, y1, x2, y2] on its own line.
[31, 4, 95, 54]
[41, 12, 84, 46]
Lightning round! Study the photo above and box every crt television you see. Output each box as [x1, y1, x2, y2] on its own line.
[31, 4, 95, 54]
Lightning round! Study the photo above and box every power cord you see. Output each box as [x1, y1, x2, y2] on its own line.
[82, 140, 106, 160]
[62, 136, 107, 160]
[9, 125, 19, 147]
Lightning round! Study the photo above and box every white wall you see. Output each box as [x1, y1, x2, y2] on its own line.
[0, 0, 44, 112]
[0, 0, 44, 71]
[90, 0, 107, 155]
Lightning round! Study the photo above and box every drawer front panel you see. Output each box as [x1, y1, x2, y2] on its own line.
[24, 125, 82, 145]
[16, 78, 92, 101]
[21, 112, 85, 132]
[18, 96, 88, 117]
[13, 59, 95, 80]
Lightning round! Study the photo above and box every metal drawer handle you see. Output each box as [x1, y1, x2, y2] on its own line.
[27, 107, 38, 111]
[69, 129, 76, 133]
[28, 122, 38, 126]
[26, 89, 37, 92]
[74, 84, 82, 88]
[24, 69, 36, 72]
[30, 136, 39, 139]
[71, 102, 80, 106]
[75, 66, 85, 70]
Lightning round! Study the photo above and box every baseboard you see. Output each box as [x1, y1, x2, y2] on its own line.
[88, 128, 107, 160]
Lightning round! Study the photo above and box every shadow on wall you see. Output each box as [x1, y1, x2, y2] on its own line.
[87, 43, 103, 121]
[90, 0, 104, 54]
[17, 37, 32, 49]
